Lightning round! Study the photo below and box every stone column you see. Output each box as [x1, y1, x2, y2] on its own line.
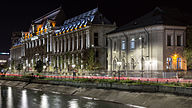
[50, 35, 52, 52]
[68, 37, 71, 51]
[108, 38, 112, 73]
[53, 37, 56, 53]
[76, 33, 79, 50]
[57, 38, 59, 53]
[86, 30, 90, 48]
[47, 36, 49, 52]
[61, 38, 63, 53]
[81, 32, 83, 50]
[72, 35, 74, 51]
[64, 38, 66, 52]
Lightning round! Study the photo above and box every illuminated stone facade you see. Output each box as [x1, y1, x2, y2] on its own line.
[107, 7, 188, 74]
[22, 7, 115, 75]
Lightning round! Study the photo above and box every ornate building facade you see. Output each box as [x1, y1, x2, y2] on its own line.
[107, 7, 189, 75]
[21, 7, 115, 75]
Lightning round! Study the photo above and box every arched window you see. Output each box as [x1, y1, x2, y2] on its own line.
[166, 57, 172, 70]
[131, 58, 135, 70]
[141, 57, 144, 70]
[113, 60, 117, 70]
[122, 59, 125, 70]
[177, 58, 181, 70]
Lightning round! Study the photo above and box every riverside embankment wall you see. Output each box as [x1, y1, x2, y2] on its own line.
[1, 78, 192, 108]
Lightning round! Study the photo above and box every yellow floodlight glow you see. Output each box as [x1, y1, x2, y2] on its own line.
[172, 54, 178, 60]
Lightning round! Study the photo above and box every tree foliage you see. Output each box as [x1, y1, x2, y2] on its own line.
[183, 48, 192, 69]
[83, 48, 101, 71]
[16, 63, 23, 71]
[34, 60, 45, 73]
[184, 26, 192, 70]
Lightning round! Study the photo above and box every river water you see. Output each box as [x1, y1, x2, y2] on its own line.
[0, 86, 129, 108]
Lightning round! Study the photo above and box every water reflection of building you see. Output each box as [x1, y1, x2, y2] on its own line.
[107, 7, 191, 73]
[20, 7, 115, 75]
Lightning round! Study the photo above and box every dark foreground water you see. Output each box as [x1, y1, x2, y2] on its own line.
[0, 86, 129, 108]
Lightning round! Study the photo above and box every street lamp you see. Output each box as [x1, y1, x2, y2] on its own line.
[72, 64, 76, 80]
[43, 65, 46, 75]
[23, 66, 26, 75]
[117, 61, 122, 81]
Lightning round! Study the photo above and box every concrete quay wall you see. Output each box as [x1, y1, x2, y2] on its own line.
[1, 79, 192, 108]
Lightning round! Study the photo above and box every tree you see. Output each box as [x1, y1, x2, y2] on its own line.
[183, 48, 192, 70]
[34, 60, 45, 73]
[83, 48, 102, 71]
[184, 26, 192, 70]
[16, 63, 23, 74]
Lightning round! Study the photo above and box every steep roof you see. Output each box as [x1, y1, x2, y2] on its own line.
[59, 8, 112, 32]
[32, 7, 66, 26]
[109, 7, 192, 34]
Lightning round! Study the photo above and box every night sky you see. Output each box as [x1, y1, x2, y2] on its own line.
[0, 0, 192, 53]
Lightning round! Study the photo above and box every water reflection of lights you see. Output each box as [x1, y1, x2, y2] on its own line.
[21, 89, 28, 108]
[68, 99, 79, 108]
[53, 96, 61, 108]
[7, 87, 13, 108]
[40, 94, 49, 108]
[84, 102, 96, 108]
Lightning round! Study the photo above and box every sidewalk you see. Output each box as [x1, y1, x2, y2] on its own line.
[2, 73, 192, 83]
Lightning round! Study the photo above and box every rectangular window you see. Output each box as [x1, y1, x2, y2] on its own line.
[121, 40, 126, 50]
[70, 37, 72, 51]
[130, 39, 135, 50]
[167, 35, 171, 46]
[79, 35, 81, 49]
[177, 35, 181, 46]
[96, 50, 99, 58]
[94, 33, 99, 46]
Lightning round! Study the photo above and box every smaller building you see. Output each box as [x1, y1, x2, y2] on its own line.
[10, 32, 25, 72]
[0, 52, 9, 65]
[107, 7, 192, 75]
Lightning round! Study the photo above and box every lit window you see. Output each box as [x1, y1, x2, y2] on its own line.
[166, 57, 172, 70]
[130, 38, 135, 50]
[177, 58, 181, 69]
[121, 40, 126, 50]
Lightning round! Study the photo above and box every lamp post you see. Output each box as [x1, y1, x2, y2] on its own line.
[43, 65, 46, 75]
[117, 61, 122, 81]
[72, 64, 76, 80]
[23, 66, 26, 75]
